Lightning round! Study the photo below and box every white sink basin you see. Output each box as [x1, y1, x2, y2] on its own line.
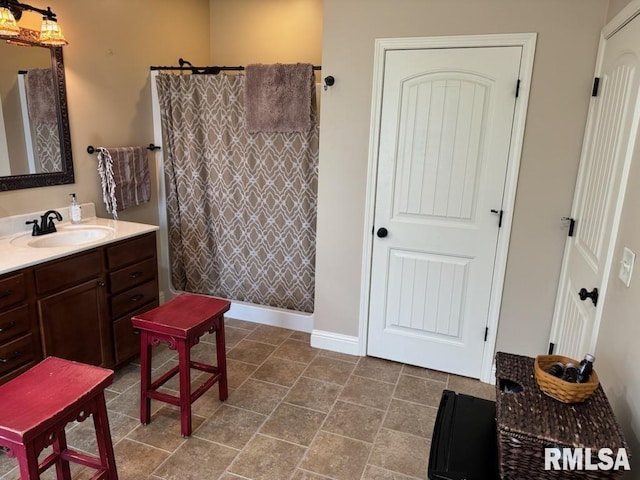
[10, 225, 116, 248]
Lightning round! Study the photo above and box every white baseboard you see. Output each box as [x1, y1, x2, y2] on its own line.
[484, 362, 497, 385]
[310, 329, 362, 356]
[228, 301, 314, 333]
[160, 289, 313, 332]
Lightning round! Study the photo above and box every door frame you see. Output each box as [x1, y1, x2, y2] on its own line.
[359, 34, 537, 383]
[550, 1, 640, 356]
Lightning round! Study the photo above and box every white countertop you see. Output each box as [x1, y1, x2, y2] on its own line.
[0, 216, 159, 276]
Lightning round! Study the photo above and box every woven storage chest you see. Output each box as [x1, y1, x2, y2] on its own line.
[495, 352, 628, 479]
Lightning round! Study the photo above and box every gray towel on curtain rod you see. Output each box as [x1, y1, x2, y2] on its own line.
[96, 146, 151, 219]
[244, 63, 313, 133]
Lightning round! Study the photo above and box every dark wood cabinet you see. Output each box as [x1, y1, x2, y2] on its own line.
[0, 271, 40, 385]
[38, 277, 110, 366]
[105, 233, 159, 366]
[0, 231, 159, 385]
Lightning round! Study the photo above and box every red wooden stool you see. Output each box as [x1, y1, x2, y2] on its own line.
[131, 293, 230, 437]
[0, 357, 118, 479]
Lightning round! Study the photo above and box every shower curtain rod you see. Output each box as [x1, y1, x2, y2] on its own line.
[150, 58, 321, 75]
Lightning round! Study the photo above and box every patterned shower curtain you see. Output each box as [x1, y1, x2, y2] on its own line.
[35, 123, 61, 172]
[156, 73, 318, 313]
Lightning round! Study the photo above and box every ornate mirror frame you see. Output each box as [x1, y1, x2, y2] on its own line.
[0, 44, 74, 191]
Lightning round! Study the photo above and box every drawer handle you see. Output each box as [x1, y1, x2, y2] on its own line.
[129, 271, 143, 279]
[0, 351, 20, 364]
[0, 290, 13, 300]
[130, 294, 144, 303]
[0, 321, 16, 333]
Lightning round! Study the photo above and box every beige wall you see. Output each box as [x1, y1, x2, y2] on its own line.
[607, 0, 633, 20]
[597, 149, 640, 474]
[210, 0, 322, 66]
[594, 1, 640, 473]
[0, 0, 210, 226]
[316, 0, 608, 358]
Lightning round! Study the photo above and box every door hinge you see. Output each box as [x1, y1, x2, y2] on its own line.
[592, 77, 600, 97]
[490, 209, 504, 228]
[515, 79, 521, 98]
[561, 217, 576, 237]
[548, 342, 555, 355]
[484, 327, 489, 342]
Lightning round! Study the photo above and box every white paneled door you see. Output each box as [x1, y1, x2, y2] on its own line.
[367, 46, 522, 378]
[550, 11, 640, 359]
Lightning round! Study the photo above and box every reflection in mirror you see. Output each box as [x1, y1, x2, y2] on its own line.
[0, 30, 73, 191]
[0, 45, 58, 176]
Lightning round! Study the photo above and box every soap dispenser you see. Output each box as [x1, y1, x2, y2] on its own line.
[69, 193, 82, 224]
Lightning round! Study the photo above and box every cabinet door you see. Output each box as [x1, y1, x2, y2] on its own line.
[113, 300, 158, 365]
[38, 277, 111, 367]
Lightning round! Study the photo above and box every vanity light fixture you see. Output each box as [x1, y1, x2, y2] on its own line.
[39, 16, 66, 45]
[0, 0, 67, 45]
[0, 6, 19, 36]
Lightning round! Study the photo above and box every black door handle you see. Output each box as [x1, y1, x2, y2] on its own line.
[376, 227, 388, 238]
[578, 287, 598, 306]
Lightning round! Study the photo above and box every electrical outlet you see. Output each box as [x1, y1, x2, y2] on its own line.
[618, 247, 636, 287]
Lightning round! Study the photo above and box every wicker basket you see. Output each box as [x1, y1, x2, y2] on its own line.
[496, 353, 628, 480]
[534, 355, 599, 403]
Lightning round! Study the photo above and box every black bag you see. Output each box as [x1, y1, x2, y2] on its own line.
[428, 390, 499, 480]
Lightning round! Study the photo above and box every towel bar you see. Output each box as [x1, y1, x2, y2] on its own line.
[87, 144, 161, 154]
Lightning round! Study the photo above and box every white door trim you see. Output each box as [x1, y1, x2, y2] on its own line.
[605, 0, 640, 39]
[359, 33, 537, 383]
[550, 2, 640, 357]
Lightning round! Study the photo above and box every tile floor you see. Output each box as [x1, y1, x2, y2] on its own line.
[0, 319, 495, 480]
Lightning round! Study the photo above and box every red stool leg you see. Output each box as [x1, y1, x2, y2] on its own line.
[52, 428, 72, 480]
[16, 443, 40, 480]
[92, 393, 119, 480]
[216, 317, 228, 401]
[177, 339, 192, 437]
[139, 330, 152, 426]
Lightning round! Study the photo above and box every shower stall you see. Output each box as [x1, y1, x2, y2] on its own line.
[149, 66, 320, 332]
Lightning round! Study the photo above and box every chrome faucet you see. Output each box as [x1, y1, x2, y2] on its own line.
[25, 210, 63, 236]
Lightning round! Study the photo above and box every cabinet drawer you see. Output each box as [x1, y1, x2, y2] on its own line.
[0, 272, 27, 310]
[109, 257, 157, 295]
[0, 360, 36, 386]
[35, 250, 103, 295]
[0, 304, 30, 344]
[107, 233, 156, 270]
[110, 279, 158, 319]
[0, 333, 35, 377]
[113, 301, 158, 364]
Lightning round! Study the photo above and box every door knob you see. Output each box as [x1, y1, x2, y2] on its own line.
[578, 287, 598, 306]
[376, 227, 388, 238]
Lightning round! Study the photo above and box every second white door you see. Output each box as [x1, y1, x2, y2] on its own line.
[550, 12, 640, 360]
[367, 45, 522, 378]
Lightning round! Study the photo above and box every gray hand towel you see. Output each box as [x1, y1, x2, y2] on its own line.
[97, 146, 151, 219]
[25, 68, 57, 124]
[244, 63, 313, 133]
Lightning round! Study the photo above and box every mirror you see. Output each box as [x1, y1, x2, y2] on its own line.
[0, 29, 73, 191]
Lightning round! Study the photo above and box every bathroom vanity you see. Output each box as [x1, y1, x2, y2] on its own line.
[0, 207, 159, 385]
